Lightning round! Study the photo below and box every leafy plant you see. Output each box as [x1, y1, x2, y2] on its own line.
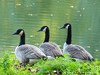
[0, 51, 100, 75]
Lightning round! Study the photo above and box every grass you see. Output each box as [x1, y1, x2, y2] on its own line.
[0, 51, 100, 75]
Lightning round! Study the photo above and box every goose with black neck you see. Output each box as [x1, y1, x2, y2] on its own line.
[60, 23, 94, 61]
[37, 26, 63, 59]
[13, 29, 47, 66]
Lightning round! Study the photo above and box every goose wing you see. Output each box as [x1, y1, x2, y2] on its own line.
[75, 45, 93, 60]
[17, 44, 46, 59]
[65, 45, 93, 60]
[49, 42, 62, 52]
[40, 42, 63, 57]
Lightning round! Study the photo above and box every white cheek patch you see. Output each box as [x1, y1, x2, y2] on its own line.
[66, 25, 70, 29]
[19, 31, 23, 35]
[43, 27, 47, 31]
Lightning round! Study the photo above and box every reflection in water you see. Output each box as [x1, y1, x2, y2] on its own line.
[0, 0, 100, 59]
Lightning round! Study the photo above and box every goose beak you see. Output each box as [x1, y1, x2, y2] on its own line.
[60, 26, 64, 29]
[12, 32, 17, 35]
[37, 29, 41, 32]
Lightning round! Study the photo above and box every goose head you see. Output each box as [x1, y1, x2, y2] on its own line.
[60, 23, 71, 29]
[60, 23, 72, 45]
[37, 26, 50, 42]
[37, 26, 48, 32]
[13, 29, 24, 36]
[13, 29, 25, 46]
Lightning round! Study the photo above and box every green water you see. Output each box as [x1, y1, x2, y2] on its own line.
[0, 0, 100, 59]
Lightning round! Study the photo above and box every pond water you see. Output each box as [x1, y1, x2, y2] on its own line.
[0, 0, 100, 59]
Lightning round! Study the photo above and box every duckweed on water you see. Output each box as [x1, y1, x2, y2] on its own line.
[0, 51, 100, 75]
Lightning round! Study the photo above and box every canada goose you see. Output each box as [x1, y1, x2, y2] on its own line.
[13, 29, 47, 66]
[60, 23, 94, 60]
[37, 26, 63, 58]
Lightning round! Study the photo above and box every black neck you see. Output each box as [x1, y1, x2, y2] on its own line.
[66, 26, 72, 45]
[44, 27, 50, 43]
[19, 32, 25, 46]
